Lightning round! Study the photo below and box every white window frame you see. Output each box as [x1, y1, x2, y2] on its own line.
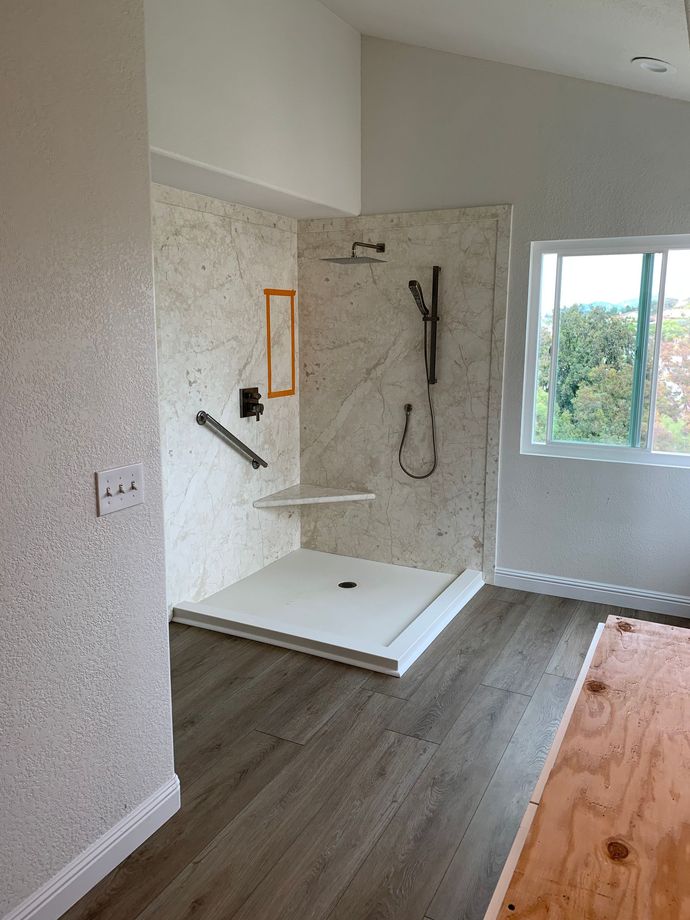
[521, 233, 690, 469]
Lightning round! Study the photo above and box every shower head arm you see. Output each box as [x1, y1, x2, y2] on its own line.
[351, 241, 386, 259]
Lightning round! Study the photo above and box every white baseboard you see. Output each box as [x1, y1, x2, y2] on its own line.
[494, 567, 690, 618]
[4, 775, 180, 920]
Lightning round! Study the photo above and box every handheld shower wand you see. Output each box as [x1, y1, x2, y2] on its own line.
[399, 267, 441, 480]
[409, 280, 429, 318]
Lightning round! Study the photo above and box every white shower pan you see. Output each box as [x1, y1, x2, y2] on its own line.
[173, 549, 483, 676]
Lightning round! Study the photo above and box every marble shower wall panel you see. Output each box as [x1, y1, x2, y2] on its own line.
[298, 206, 511, 577]
[153, 185, 300, 608]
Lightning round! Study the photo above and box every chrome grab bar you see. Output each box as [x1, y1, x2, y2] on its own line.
[196, 411, 268, 469]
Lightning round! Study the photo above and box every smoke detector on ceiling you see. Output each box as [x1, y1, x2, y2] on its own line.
[631, 56, 676, 75]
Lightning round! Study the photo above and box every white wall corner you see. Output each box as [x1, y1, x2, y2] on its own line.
[145, 0, 361, 216]
[3, 776, 180, 920]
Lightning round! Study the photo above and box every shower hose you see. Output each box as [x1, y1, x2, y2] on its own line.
[398, 320, 438, 479]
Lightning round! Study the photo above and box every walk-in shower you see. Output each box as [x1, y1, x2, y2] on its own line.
[157, 196, 509, 680]
[171, 250, 479, 675]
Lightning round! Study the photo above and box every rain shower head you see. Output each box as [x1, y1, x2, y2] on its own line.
[409, 280, 429, 318]
[322, 241, 386, 264]
[324, 255, 383, 264]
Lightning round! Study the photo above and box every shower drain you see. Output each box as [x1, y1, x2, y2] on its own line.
[338, 581, 357, 589]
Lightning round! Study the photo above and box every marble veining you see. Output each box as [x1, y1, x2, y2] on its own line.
[153, 184, 300, 609]
[298, 206, 511, 577]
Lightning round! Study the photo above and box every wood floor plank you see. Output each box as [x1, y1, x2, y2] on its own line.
[136, 690, 411, 920]
[169, 626, 264, 698]
[173, 652, 324, 785]
[483, 594, 575, 695]
[168, 624, 220, 691]
[545, 601, 618, 679]
[172, 634, 287, 718]
[326, 685, 528, 920]
[255, 658, 369, 744]
[481, 586, 535, 605]
[172, 633, 287, 717]
[61, 731, 300, 920]
[231, 730, 435, 920]
[427, 673, 575, 920]
[364, 586, 531, 701]
[387, 598, 527, 743]
[168, 621, 190, 644]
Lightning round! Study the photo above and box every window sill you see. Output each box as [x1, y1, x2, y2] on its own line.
[521, 440, 690, 470]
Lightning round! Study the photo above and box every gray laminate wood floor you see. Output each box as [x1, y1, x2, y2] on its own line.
[61, 586, 688, 920]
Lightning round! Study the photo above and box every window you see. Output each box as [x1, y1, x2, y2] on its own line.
[522, 235, 690, 467]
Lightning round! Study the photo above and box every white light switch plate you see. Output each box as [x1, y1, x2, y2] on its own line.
[96, 463, 145, 516]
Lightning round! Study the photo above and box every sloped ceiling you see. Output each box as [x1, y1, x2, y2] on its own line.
[320, 0, 690, 100]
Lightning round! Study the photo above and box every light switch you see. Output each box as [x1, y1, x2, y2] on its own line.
[96, 463, 144, 516]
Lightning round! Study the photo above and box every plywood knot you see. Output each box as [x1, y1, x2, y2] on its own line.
[586, 679, 608, 694]
[606, 839, 629, 861]
[616, 620, 634, 632]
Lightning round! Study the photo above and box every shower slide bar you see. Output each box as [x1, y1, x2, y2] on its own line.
[196, 411, 268, 469]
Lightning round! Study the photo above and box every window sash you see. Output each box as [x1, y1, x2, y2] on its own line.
[522, 235, 690, 469]
[544, 254, 562, 446]
[629, 251, 654, 449]
[545, 251, 652, 448]
[645, 251, 668, 452]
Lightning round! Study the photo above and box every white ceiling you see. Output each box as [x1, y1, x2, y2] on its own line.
[319, 0, 690, 101]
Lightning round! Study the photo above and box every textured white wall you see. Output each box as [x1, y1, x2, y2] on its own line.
[0, 2, 174, 914]
[153, 186, 301, 608]
[362, 37, 690, 597]
[145, 0, 362, 216]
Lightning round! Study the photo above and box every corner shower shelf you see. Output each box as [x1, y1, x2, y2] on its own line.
[253, 483, 375, 509]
